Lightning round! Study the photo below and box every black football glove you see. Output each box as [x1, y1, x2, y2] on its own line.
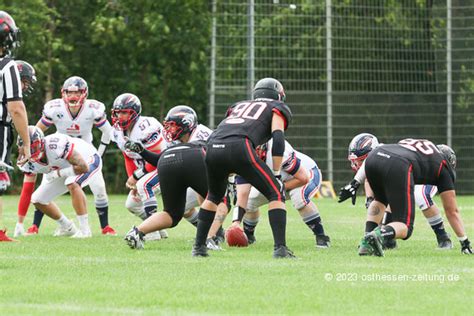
[338, 179, 360, 205]
[460, 238, 473, 254]
[124, 140, 145, 153]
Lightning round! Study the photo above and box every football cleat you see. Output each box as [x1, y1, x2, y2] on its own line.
[25, 224, 39, 235]
[101, 225, 117, 236]
[159, 229, 169, 239]
[273, 245, 297, 259]
[53, 223, 77, 237]
[144, 230, 161, 241]
[0, 229, 17, 242]
[192, 244, 209, 257]
[124, 226, 145, 250]
[13, 222, 24, 237]
[358, 237, 372, 256]
[215, 226, 226, 244]
[436, 233, 453, 250]
[364, 228, 385, 257]
[316, 234, 331, 248]
[71, 229, 92, 238]
[246, 232, 256, 245]
[206, 237, 223, 251]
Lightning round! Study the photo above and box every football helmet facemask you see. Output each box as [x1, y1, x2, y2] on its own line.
[17, 126, 45, 163]
[0, 11, 20, 57]
[111, 93, 142, 131]
[61, 76, 88, 110]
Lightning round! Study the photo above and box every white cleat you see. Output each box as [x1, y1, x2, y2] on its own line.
[53, 223, 78, 237]
[71, 229, 92, 238]
[14, 222, 25, 237]
[144, 230, 162, 241]
[159, 229, 169, 239]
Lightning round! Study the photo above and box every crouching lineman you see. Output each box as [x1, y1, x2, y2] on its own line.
[231, 139, 330, 248]
[18, 127, 104, 237]
[341, 137, 472, 256]
[110, 93, 167, 240]
[123, 139, 209, 250]
[339, 133, 454, 255]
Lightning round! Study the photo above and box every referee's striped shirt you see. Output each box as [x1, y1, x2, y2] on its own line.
[0, 57, 23, 123]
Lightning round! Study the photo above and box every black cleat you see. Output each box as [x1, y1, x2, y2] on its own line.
[244, 231, 256, 245]
[436, 233, 453, 250]
[273, 245, 297, 259]
[316, 235, 331, 248]
[383, 237, 397, 250]
[192, 244, 209, 257]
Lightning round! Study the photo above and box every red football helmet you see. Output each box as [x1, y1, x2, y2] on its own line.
[61, 76, 88, 110]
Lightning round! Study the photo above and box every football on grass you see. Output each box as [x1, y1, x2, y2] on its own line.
[226, 226, 249, 247]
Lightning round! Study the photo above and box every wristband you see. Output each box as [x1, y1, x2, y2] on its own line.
[273, 170, 281, 177]
[133, 168, 146, 180]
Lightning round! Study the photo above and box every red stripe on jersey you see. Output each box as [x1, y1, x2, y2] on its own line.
[272, 108, 288, 130]
[406, 164, 413, 227]
[66, 143, 75, 160]
[437, 160, 447, 177]
[245, 138, 282, 202]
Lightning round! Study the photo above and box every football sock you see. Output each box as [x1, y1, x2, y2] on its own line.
[426, 214, 447, 236]
[77, 214, 89, 231]
[380, 225, 396, 240]
[33, 209, 45, 228]
[195, 208, 215, 246]
[268, 208, 287, 247]
[365, 221, 378, 234]
[144, 199, 157, 218]
[243, 217, 259, 237]
[96, 206, 109, 229]
[56, 214, 71, 228]
[185, 210, 199, 227]
[302, 211, 325, 236]
[18, 181, 34, 218]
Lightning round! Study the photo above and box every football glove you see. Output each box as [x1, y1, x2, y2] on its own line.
[275, 174, 286, 197]
[124, 140, 144, 153]
[338, 179, 360, 205]
[460, 238, 473, 254]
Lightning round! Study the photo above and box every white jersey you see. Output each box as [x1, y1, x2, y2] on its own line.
[111, 116, 167, 162]
[20, 133, 98, 174]
[188, 124, 213, 143]
[41, 98, 108, 144]
[265, 140, 317, 181]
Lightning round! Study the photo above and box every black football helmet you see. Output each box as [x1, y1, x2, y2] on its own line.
[437, 144, 456, 169]
[348, 133, 379, 171]
[163, 105, 198, 142]
[16, 60, 37, 96]
[61, 76, 88, 109]
[17, 126, 45, 163]
[252, 78, 286, 102]
[0, 11, 20, 57]
[112, 93, 142, 130]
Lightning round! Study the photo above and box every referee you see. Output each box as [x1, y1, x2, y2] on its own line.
[0, 11, 31, 241]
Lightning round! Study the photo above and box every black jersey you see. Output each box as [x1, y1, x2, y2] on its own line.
[210, 99, 292, 146]
[373, 139, 456, 192]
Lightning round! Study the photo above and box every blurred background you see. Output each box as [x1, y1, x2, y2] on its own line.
[3, 0, 474, 194]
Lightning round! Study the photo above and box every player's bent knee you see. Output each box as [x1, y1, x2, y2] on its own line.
[403, 225, 414, 240]
[167, 211, 183, 228]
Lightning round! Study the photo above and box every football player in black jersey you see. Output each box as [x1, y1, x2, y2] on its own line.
[192, 78, 295, 258]
[341, 138, 472, 256]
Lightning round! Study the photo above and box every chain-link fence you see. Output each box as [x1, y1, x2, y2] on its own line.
[208, 0, 474, 194]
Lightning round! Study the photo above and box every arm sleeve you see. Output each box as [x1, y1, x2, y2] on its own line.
[140, 149, 161, 167]
[123, 152, 137, 177]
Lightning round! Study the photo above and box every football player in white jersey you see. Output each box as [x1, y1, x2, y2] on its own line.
[14, 76, 116, 237]
[338, 133, 452, 255]
[231, 139, 331, 248]
[110, 93, 168, 240]
[18, 127, 104, 238]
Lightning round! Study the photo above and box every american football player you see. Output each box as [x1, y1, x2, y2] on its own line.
[339, 133, 454, 255]
[18, 127, 105, 238]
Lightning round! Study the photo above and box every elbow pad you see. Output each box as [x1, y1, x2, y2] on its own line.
[271, 130, 285, 157]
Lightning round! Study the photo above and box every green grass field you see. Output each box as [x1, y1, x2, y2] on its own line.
[1, 195, 473, 315]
